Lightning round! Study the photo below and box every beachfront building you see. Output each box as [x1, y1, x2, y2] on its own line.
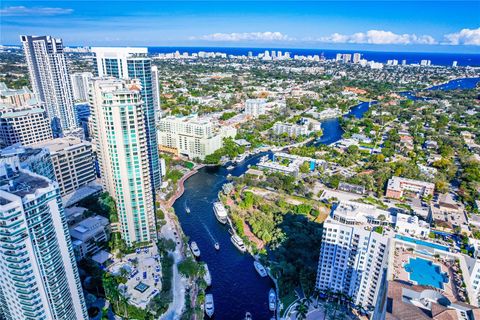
[0, 82, 35, 107]
[0, 105, 53, 147]
[316, 201, 393, 311]
[90, 78, 156, 245]
[158, 114, 237, 160]
[386, 176, 435, 199]
[0, 165, 88, 320]
[30, 137, 96, 196]
[20, 35, 78, 133]
[244, 98, 266, 117]
[70, 72, 93, 102]
[92, 47, 161, 191]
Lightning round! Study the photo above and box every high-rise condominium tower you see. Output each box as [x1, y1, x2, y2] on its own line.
[20, 35, 78, 133]
[90, 78, 156, 245]
[0, 166, 87, 320]
[91, 47, 161, 192]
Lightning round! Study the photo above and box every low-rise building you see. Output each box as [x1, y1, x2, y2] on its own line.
[272, 121, 309, 136]
[386, 176, 435, 199]
[30, 137, 96, 196]
[69, 215, 110, 260]
[158, 114, 236, 160]
[0, 82, 36, 107]
[395, 213, 430, 238]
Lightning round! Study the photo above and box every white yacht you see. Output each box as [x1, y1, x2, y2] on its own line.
[205, 294, 214, 317]
[254, 261, 267, 277]
[231, 234, 246, 253]
[234, 153, 247, 163]
[269, 289, 276, 311]
[203, 264, 212, 286]
[190, 241, 201, 257]
[213, 202, 228, 224]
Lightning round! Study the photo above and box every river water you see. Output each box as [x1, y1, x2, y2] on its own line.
[170, 77, 479, 320]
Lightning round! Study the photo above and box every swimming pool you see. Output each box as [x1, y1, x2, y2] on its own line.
[395, 234, 449, 252]
[404, 257, 448, 289]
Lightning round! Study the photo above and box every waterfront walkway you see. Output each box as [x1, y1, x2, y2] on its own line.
[165, 165, 204, 208]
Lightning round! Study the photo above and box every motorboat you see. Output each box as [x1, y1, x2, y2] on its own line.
[190, 241, 201, 257]
[269, 288, 276, 311]
[205, 294, 214, 317]
[186, 207, 191, 214]
[245, 312, 252, 320]
[203, 264, 212, 286]
[234, 154, 247, 163]
[231, 234, 246, 253]
[227, 165, 235, 170]
[214, 242, 220, 250]
[254, 261, 267, 277]
[213, 202, 228, 224]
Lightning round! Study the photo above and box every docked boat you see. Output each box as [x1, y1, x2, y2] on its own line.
[190, 241, 201, 257]
[245, 312, 252, 320]
[269, 289, 276, 311]
[227, 165, 235, 170]
[214, 242, 220, 250]
[231, 234, 246, 253]
[203, 264, 212, 286]
[205, 294, 214, 317]
[213, 202, 228, 224]
[254, 261, 267, 277]
[234, 154, 247, 163]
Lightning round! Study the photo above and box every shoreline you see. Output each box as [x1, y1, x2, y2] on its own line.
[165, 164, 204, 208]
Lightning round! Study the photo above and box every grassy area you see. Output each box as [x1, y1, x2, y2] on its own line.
[280, 291, 298, 316]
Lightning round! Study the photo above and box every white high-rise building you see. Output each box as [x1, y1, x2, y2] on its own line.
[353, 53, 361, 63]
[452, 61, 458, 67]
[91, 47, 161, 192]
[316, 201, 392, 310]
[0, 166, 88, 320]
[336, 53, 342, 61]
[20, 35, 78, 133]
[90, 78, 156, 245]
[244, 98, 266, 117]
[70, 72, 93, 102]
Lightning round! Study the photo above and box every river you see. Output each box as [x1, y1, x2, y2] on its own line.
[170, 77, 479, 320]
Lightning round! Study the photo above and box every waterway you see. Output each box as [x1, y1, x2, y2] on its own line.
[170, 77, 478, 319]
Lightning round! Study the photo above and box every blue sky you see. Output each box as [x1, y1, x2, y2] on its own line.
[1, 1, 480, 52]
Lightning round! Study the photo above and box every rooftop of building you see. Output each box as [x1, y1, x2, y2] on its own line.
[0, 168, 50, 198]
[30, 137, 89, 153]
[0, 82, 33, 96]
[0, 106, 45, 118]
[388, 176, 435, 191]
[69, 215, 109, 241]
[329, 200, 394, 226]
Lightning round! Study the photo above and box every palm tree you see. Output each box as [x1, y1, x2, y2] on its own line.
[295, 298, 310, 320]
[311, 288, 321, 308]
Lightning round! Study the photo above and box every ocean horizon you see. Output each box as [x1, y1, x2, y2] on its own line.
[148, 46, 480, 67]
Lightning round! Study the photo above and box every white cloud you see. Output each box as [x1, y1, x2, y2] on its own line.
[319, 30, 437, 45]
[444, 28, 480, 46]
[194, 32, 294, 42]
[0, 6, 73, 16]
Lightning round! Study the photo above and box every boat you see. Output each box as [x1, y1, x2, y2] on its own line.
[234, 154, 247, 163]
[213, 202, 228, 224]
[214, 242, 220, 250]
[254, 261, 267, 277]
[269, 289, 276, 311]
[186, 207, 191, 214]
[231, 234, 246, 253]
[227, 165, 235, 170]
[205, 294, 214, 317]
[245, 312, 252, 320]
[203, 264, 212, 286]
[190, 241, 201, 257]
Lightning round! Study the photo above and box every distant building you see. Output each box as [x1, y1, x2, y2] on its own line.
[158, 114, 236, 160]
[0, 82, 35, 107]
[272, 122, 309, 136]
[338, 182, 366, 195]
[70, 215, 110, 260]
[244, 98, 266, 117]
[0, 105, 53, 147]
[70, 72, 93, 102]
[20, 35, 78, 133]
[386, 176, 435, 199]
[30, 137, 96, 196]
[353, 53, 361, 63]
[452, 61, 458, 68]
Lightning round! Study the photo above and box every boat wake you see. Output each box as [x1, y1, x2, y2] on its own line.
[202, 222, 217, 244]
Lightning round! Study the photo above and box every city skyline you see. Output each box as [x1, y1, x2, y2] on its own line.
[1, 1, 480, 53]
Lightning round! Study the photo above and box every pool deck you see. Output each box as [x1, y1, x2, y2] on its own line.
[391, 247, 466, 303]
